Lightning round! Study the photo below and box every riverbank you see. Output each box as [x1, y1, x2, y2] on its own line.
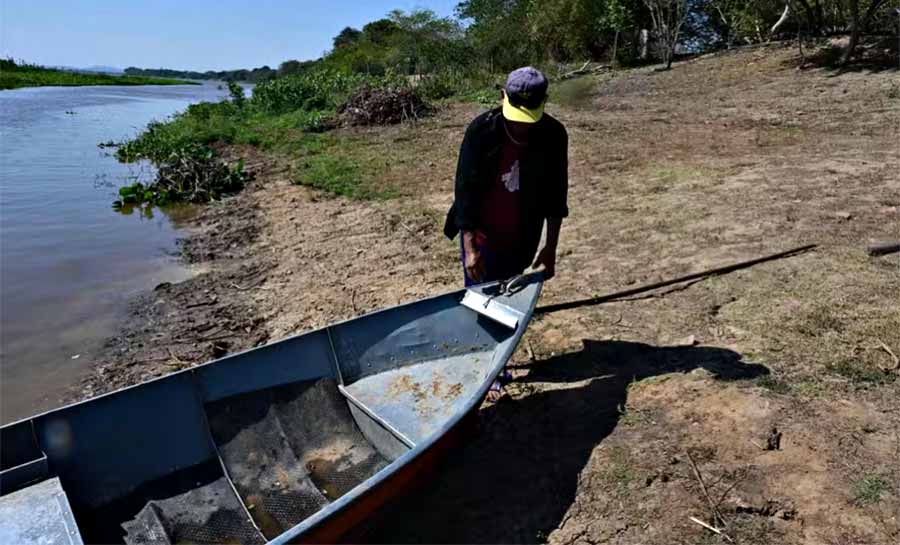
[76, 42, 899, 544]
[0, 60, 195, 89]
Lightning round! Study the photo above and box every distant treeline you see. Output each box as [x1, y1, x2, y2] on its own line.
[123, 65, 283, 83]
[1, 58, 195, 90]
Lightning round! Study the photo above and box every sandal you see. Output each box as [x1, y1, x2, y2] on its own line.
[486, 369, 513, 403]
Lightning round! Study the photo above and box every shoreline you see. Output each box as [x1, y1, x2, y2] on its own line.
[70, 109, 473, 402]
[70, 150, 275, 401]
[70, 136, 462, 401]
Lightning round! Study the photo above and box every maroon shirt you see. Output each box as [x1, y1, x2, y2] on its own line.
[478, 137, 523, 258]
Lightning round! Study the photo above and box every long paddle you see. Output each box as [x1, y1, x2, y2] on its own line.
[535, 244, 818, 315]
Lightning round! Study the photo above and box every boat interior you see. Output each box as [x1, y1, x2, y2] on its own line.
[0, 282, 537, 544]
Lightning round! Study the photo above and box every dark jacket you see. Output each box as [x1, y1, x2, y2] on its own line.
[444, 107, 568, 267]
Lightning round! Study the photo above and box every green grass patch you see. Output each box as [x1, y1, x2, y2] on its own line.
[290, 135, 396, 200]
[793, 305, 845, 337]
[117, 102, 331, 163]
[551, 75, 597, 108]
[853, 474, 891, 505]
[600, 447, 637, 492]
[827, 359, 896, 386]
[1, 59, 193, 90]
[755, 375, 792, 395]
[617, 405, 654, 427]
[792, 380, 824, 398]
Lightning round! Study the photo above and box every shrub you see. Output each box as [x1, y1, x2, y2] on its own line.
[227, 81, 246, 109]
[250, 69, 408, 115]
[114, 145, 248, 207]
[251, 70, 363, 114]
[116, 101, 243, 163]
[418, 71, 467, 100]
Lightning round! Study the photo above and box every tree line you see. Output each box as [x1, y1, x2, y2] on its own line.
[122, 65, 278, 83]
[126, 1, 899, 83]
[316, 1, 898, 73]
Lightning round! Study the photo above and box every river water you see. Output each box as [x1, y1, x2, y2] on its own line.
[0, 82, 235, 424]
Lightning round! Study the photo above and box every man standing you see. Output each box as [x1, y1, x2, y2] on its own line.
[444, 67, 568, 286]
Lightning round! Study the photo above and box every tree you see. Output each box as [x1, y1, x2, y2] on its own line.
[597, 0, 638, 65]
[457, 0, 536, 71]
[526, 0, 603, 61]
[388, 9, 466, 74]
[841, 0, 892, 65]
[333, 27, 362, 49]
[701, 0, 751, 47]
[643, 0, 689, 68]
[362, 19, 401, 46]
[278, 59, 318, 77]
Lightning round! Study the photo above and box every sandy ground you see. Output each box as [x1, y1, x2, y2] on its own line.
[77, 42, 899, 544]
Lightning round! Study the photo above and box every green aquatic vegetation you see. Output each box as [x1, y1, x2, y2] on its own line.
[113, 146, 247, 208]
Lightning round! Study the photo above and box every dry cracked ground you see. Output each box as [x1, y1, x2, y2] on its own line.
[82, 41, 899, 544]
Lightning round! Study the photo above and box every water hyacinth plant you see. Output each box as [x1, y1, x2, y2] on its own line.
[113, 146, 247, 209]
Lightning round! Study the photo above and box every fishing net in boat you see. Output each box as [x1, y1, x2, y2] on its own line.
[116, 462, 264, 545]
[205, 378, 389, 539]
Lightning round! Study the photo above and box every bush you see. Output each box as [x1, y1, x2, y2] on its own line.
[252, 70, 363, 114]
[227, 81, 246, 109]
[250, 69, 409, 115]
[114, 145, 248, 207]
[116, 101, 248, 163]
[418, 71, 467, 100]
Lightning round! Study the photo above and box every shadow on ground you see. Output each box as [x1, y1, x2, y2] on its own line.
[366, 339, 769, 544]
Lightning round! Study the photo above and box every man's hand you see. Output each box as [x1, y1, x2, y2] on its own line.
[465, 248, 486, 283]
[532, 246, 557, 279]
[462, 231, 486, 283]
[533, 217, 562, 280]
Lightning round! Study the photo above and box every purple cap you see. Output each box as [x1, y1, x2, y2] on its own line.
[504, 67, 548, 108]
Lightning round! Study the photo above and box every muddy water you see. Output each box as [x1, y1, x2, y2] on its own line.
[0, 82, 235, 423]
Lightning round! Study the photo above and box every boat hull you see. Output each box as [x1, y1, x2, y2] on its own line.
[294, 410, 480, 544]
[0, 274, 542, 544]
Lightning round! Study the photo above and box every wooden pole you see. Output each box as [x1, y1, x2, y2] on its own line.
[535, 244, 818, 315]
[867, 242, 900, 257]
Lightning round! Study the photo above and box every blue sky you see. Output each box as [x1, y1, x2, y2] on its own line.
[2, 0, 460, 71]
